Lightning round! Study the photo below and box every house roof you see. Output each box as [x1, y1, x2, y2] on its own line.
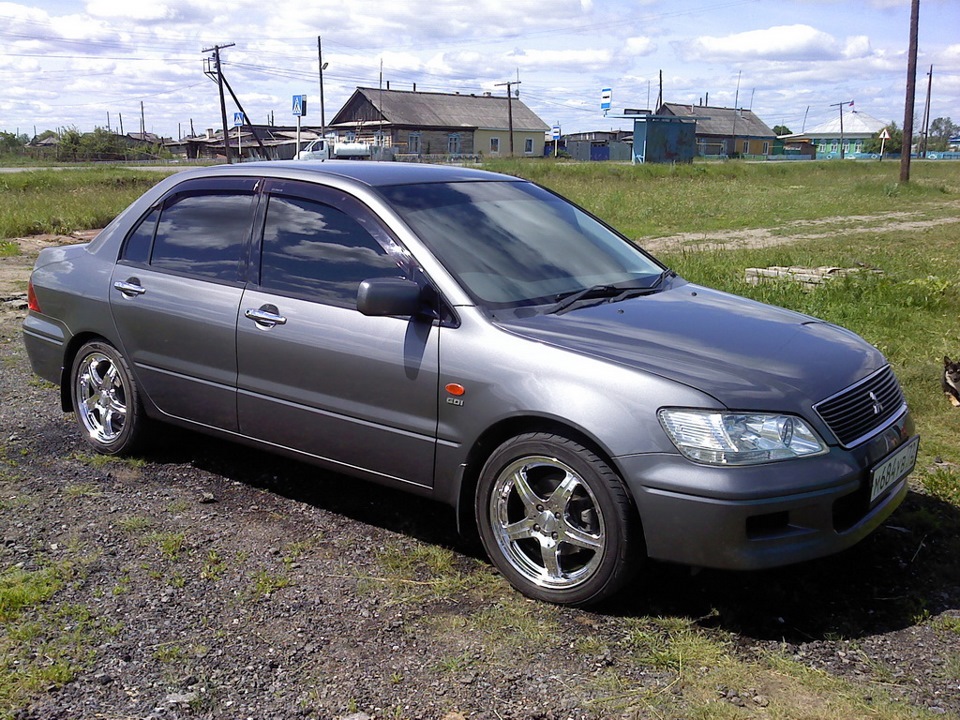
[658, 103, 775, 138]
[783, 110, 886, 140]
[331, 87, 549, 132]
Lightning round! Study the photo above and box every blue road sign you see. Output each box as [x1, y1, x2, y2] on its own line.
[233, 112, 246, 126]
[292, 95, 307, 117]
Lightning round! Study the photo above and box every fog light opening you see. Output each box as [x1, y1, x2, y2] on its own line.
[746, 511, 790, 539]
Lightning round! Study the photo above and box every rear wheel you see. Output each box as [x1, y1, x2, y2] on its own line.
[476, 433, 641, 606]
[70, 340, 145, 455]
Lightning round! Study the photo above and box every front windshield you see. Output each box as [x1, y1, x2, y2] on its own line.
[378, 180, 663, 308]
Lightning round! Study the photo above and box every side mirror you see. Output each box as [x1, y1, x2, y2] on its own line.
[357, 277, 424, 317]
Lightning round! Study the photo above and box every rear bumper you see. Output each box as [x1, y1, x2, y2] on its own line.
[617, 409, 915, 570]
[22, 313, 67, 386]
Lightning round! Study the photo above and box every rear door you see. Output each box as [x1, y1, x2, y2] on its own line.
[109, 177, 259, 431]
[235, 179, 440, 488]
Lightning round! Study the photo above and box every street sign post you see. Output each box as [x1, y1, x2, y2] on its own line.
[233, 112, 246, 158]
[551, 124, 561, 157]
[292, 95, 307, 156]
[601, 88, 612, 114]
[878, 127, 891, 160]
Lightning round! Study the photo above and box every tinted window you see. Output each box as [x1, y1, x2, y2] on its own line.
[151, 193, 254, 281]
[259, 195, 401, 305]
[122, 208, 159, 265]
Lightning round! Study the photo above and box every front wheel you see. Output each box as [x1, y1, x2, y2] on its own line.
[70, 340, 145, 455]
[476, 433, 642, 606]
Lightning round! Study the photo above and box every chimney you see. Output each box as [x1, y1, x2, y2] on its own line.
[206, 128, 214, 139]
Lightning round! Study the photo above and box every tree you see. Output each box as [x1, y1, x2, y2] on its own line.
[58, 127, 82, 161]
[79, 127, 127, 160]
[772, 125, 792, 136]
[863, 121, 903, 155]
[927, 117, 958, 152]
[0, 131, 28, 155]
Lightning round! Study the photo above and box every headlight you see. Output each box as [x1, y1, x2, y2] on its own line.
[658, 409, 826, 465]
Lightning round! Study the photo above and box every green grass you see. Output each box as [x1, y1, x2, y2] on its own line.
[0, 562, 105, 716]
[0, 168, 173, 237]
[485, 159, 959, 239]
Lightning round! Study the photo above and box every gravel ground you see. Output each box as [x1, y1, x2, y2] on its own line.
[2, 236, 960, 720]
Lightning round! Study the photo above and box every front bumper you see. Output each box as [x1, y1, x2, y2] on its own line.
[617, 409, 916, 570]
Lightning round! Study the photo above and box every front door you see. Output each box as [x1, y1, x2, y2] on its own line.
[236, 181, 440, 488]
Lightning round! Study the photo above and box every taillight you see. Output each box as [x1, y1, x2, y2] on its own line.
[27, 279, 41, 313]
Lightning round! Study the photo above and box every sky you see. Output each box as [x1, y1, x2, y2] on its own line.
[0, 0, 958, 141]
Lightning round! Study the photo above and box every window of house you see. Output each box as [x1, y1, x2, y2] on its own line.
[447, 133, 461, 154]
[408, 133, 421, 154]
[490, 137, 500, 154]
[150, 193, 254, 281]
[762, 141, 770, 155]
[524, 138, 534, 154]
[741, 140, 749, 154]
[259, 195, 402, 306]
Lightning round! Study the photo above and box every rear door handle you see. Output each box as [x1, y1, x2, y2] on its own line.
[113, 279, 146, 297]
[244, 305, 287, 329]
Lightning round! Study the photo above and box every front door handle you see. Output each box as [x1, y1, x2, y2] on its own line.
[244, 305, 287, 329]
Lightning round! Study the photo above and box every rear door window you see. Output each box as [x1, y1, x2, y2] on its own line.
[151, 193, 254, 282]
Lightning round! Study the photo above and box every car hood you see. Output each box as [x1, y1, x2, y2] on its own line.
[495, 283, 886, 413]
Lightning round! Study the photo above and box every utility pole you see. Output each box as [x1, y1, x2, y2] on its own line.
[140, 101, 145, 137]
[202, 43, 235, 164]
[495, 79, 521, 156]
[318, 36, 328, 138]
[829, 100, 854, 159]
[920, 65, 933, 157]
[731, 70, 741, 156]
[900, 0, 919, 183]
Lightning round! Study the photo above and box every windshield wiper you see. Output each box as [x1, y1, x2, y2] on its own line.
[547, 271, 676, 316]
[548, 284, 623, 315]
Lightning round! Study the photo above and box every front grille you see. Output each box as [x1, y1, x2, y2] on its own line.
[814, 366, 905, 448]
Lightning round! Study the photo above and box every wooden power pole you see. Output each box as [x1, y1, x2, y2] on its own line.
[900, 0, 920, 183]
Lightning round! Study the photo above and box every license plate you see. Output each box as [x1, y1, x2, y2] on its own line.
[870, 436, 919, 503]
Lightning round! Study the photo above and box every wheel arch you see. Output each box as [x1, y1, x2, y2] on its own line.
[58, 332, 124, 412]
[454, 415, 637, 542]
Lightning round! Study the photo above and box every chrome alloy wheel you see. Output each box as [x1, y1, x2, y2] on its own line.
[489, 455, 606, 590]
[75, 351, 128, 444]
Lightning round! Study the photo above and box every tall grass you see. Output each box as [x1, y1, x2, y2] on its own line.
[485, 159, 959, 238]
[0, 169, 169, 237]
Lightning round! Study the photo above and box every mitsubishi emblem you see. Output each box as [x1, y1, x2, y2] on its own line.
[868, 390, 883, 415]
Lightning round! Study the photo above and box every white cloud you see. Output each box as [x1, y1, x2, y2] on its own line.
[507, 47, 614, 71]
[624, 36, 655, 56]
[686, 25, 843, 62]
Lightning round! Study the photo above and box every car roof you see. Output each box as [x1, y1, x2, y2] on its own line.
[200, 160, 520, 188]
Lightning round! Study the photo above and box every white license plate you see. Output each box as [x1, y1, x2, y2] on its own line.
[870, 436, 919, 503]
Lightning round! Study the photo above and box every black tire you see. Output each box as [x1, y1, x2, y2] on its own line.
[70, 340, 145, 455]
[475, 432, 642, 606]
